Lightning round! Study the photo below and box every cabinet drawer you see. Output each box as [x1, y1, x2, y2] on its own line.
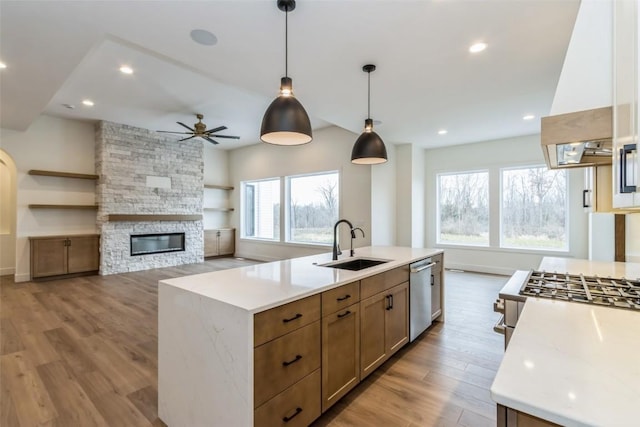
[322, 281, 360, 316]
[360, 265, 409, 300]
[254, 321, 321, 407]
[254, 369, 321, 427]
[431, 254, 443, 274]
[254, 295, 321, 346]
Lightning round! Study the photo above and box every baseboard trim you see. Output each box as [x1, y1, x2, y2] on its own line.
[0, 267, 15, 276]
[14, 272, 31, 283]
[233, 252, 281, 263]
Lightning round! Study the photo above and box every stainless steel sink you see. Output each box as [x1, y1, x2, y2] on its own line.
[320, 257, 390, 271]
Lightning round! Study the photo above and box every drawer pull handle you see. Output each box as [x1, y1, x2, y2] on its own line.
[283, 407, 302, 422]
[336, 294, 351, 301]
[282, 313, 302, 323]
[337, 310, 352, 318]
[282, 354, 302, 367]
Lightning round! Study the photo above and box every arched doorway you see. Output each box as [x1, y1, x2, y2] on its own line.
[0, 149, 17, 277]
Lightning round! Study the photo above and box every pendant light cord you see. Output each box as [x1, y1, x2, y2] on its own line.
[285, 6, 289, 78]
[367, 70, 371, 119]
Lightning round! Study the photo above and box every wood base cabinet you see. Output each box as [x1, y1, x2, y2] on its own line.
[497, 405, 561, 427]
[204, 228, 235, 257]
[29, 234, 100, 279]
[360, 281, 409, 379]
[321, 280, 361, 412]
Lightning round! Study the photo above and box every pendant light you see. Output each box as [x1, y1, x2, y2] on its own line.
[351, 64, 388, 164]
[260, 0, 312, 146]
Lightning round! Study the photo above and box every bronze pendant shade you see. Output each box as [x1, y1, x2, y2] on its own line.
[351, 64, 388, 164]
[260, 0, 312, 146]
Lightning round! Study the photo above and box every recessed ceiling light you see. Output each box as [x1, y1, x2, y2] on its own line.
[0, 62, 6, 69]
[62, 103, 76, 110]
[190, 29, 218, 46]
[119, 66, 134, 75]
[373, 119, 382, 126]
[469, 42, 487, 53]
[82, 99, 94, 107]
[438, 129, 448, 135]
[523, 114, 535, 120]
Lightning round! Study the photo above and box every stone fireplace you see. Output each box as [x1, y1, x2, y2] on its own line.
[95, 121, 204, 275]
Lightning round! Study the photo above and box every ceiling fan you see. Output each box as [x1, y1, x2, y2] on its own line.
[156, 114, 240, 145]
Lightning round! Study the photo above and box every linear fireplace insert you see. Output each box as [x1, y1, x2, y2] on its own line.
[130, 232, 185, 256]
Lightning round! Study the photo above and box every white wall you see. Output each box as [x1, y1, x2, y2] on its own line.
[550, 0, 612, 114]
[424, 133, 589, 275]
[0, 150, 17, 275]
[228, 126, 372, 261]
[371, 144, 396, 246]
[0, 115, 96, 281]
[395, 144, 425, 248]
[203, 146, 232, 230]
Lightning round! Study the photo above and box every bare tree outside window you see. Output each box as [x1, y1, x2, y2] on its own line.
[288, 172, 339, 244]
[501, 166, 567, 249]
[438, 171, 489, 245]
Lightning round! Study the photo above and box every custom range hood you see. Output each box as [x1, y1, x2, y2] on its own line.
[541, 106, 612, 169]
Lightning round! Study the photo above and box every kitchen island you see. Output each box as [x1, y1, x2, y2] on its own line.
[491, 258, 640, 426]
[158, 246, 443, 427]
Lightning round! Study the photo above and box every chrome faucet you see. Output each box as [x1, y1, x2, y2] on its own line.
[350, 227, 365, 257]
[332, 219, 354, 260]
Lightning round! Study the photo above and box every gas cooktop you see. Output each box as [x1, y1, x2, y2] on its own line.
[519, 270, 640, 311]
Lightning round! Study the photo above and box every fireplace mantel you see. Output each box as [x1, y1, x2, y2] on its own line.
[107, 214, 203, 222]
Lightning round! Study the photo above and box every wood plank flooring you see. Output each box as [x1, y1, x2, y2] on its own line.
[1, 262, 507, 427]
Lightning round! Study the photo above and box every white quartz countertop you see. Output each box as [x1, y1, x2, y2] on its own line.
[160, 246, 442, 313]
[491, 298, 640, 426]
[539, 256, 640, 279]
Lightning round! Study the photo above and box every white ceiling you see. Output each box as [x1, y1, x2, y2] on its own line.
[0, 0, 580, 150]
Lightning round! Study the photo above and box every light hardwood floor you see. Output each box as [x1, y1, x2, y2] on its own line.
[0, 261, 507, 427]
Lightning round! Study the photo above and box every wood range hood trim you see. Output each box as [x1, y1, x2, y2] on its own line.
[541, 106, 613, 169]
[106, 214, 203, 222]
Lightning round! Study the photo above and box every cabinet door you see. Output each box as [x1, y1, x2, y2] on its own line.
[30, 238, 68, 278]
[321, 302, 359, 412]
[204, 230, 218, 257]
[385, 282, 409, 356]
[67, 235, 100, 273]
[359, 292, 387, 379]
[218, 229, 235, 255]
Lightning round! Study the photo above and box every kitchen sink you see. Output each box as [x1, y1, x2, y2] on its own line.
[321, 257, 390, 271]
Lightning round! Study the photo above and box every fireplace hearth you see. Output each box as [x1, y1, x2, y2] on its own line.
[131, 233, 185, 256]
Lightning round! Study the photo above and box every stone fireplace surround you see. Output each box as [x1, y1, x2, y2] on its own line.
[95, 121, 204, 275]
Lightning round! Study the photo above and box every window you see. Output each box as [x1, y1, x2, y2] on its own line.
[286, 171, 339, 245]
[437, 171, 489, 246]
[241, 178, 280, 240]
[501, 166, 567, 250]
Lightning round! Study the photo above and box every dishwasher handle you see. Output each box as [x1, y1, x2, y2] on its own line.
[410, 262, 436, 273]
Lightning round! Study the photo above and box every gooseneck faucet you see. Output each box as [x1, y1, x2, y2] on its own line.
[332, 219, 354, 260]
[350, 227, 365, 257]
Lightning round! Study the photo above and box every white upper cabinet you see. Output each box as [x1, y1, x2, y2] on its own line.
[613, 0, 640, 209]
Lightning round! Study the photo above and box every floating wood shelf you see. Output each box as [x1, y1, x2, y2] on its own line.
[29, 169, 99, 180]
[204, 184, 234, 190]
[203, 208, 235, 212]
[29, 204, 98, 210]
[107, 214, 203, 222]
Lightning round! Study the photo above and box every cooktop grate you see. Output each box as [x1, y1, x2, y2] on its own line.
[519, 270, 640, 311]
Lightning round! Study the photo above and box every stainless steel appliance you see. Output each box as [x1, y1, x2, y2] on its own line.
[493, 269, 640, 348]
[409, 258, 435, 342]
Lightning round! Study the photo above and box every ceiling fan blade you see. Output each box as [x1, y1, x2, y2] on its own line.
[177, 122, 195, 131]
[156, 130, 193, 134]
[204, 126, 227, 134]
[210, 134, 240, 139]
[179, 135, 197, 142]
[204, 136, 219, 145]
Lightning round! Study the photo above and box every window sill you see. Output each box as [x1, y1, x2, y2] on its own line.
[240, 238, 331, 251]
[435, 243, 570, 256]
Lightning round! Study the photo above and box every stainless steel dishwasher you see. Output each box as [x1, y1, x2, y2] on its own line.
[409, 258, 436, 342]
